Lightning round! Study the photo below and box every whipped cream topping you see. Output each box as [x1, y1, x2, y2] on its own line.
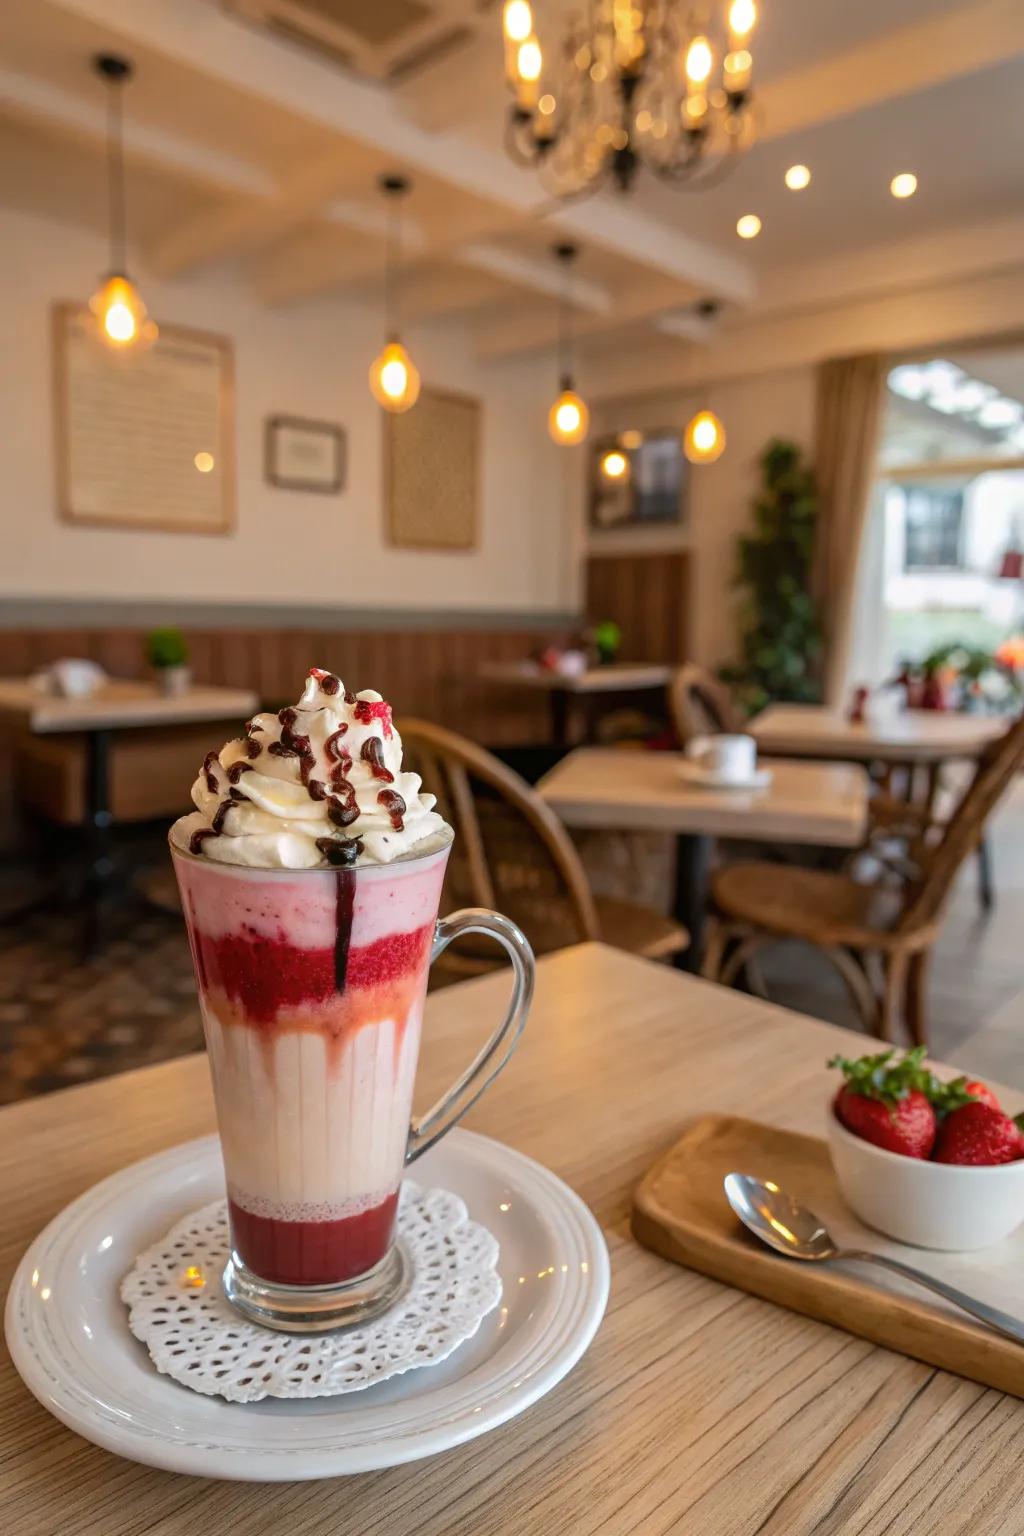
[170, 669, 450, 868]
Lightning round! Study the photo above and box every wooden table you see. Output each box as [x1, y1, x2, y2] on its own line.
[751, 704, 1005, 764]
[538, 748, 869, 967]
[0, 678, 257, 936]
[480, 661, 671, 747]
[3, 944, 1021, 1533]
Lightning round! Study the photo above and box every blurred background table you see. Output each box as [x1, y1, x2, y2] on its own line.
[480, 661, 671, 748]
[538, 749, 869, 968]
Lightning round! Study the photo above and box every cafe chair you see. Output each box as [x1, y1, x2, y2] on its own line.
[700, 712, 1024, 1047]
[399, 718, 688, 978]
[668, 664, 743, 747]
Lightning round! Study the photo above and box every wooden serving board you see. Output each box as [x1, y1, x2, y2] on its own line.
[632, 1114, 1024, 1399]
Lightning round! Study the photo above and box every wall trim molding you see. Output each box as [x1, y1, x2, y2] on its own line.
[0, 598, 580, 633]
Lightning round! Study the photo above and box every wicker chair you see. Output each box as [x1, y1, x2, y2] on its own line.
[399, 718, 688, 977]
[701, 712, 1024, 1046]
[668, 664, 743, 747]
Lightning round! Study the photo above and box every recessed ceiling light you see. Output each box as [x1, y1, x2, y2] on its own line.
[736, 213, 761, 239]
[890, 172, 917, 199]
[784, 164, 810, 190]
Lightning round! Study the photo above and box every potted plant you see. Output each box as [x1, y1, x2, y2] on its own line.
[146, 627, 191, 697]
[592, 619, 622, 667]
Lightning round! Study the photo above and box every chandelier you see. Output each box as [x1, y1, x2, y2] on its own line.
[502, 0, 759, 198]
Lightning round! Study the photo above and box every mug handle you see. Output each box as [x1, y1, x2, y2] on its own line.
[405, 907, 535, 1165]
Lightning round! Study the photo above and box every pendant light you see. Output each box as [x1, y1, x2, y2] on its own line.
[369, 175, 420, 414]
[89, 54, 156, 350]
[684, 409, 726, 464]
[548, 243, 589, 446]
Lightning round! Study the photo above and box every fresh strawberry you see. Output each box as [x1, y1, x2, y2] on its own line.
[963, 1080, 1001, 1112]
[932, 1102, 1024, 1166]
[829, 1047, 937, 1159]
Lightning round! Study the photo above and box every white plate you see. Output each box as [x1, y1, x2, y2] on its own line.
[677, 761, 773, 792]
[5, 1129, 609, 1481]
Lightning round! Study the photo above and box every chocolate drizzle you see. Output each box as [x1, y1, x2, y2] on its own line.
[309, 667, 341, 695]
[306, 778, 328, 801]
[245, 737, 262, 760]
[202, 750, 220, 793]
[377, 787, 406, 831]
[327, 791, 360, 827]
[227, 761, 253, 785]
[361, 736, 394, 783]
[212, 800, 233, 834]
[328, 865, 358, 990]
[189, 826, 218, 855]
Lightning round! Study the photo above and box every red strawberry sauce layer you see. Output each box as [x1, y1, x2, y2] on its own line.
[191, 922, 433, 1024]
[229, 1193, 399, 1285]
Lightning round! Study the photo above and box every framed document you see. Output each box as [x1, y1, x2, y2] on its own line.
[53, 304, 234, 535]
[589, 429, 685, 531]
[384, 386, 479, 550]
[265, 415, 345, 493]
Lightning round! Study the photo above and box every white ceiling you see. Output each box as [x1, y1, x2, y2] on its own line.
[0, 0, 1021, 365]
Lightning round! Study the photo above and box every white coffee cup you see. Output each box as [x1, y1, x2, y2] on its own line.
[686, 733, 758, 783]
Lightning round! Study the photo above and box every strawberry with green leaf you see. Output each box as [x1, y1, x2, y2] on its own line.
[828, 1046, 937, 1159]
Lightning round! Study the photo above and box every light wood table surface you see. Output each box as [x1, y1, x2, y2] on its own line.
[2, 944, 1021, 1534]
[752, 703, 1005, 764]
[480, 660, 671, 747]
[0, 678, 258, 734]
[538, 748, 869, 968]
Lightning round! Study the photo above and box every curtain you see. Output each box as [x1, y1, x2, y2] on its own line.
[813, 354, 887, 705]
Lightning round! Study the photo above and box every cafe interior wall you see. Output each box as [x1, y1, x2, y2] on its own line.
[0, 203, 575, 623]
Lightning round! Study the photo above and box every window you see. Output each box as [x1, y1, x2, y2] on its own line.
[901, 486, 964, 571]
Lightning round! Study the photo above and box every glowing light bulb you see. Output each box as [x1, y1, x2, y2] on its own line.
[785, 164, 811, 190]
[685, 36, 713, 84]
[600, 449, 629, 480]
[518, 37, 542, 80]
[548, 387, 589, 445]
[194, 451, 215, 473]
[89, 273, 156, 350]
[369, 339, 420, 413]
[890, 172, 918, 199]
[728, 0, 757, 37]
[684, 410, 726, 464]
[503, 0, 532, 43]
[736, 213, 761, 238]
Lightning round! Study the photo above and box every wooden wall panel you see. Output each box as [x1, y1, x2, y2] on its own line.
[585, 551, 689, 664]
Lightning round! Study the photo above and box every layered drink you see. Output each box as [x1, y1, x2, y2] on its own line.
[171, 668, 526, 1332]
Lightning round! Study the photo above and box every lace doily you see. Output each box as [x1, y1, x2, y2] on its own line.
[120, 1183, 501, 1403]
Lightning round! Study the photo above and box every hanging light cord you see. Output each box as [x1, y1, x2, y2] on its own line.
[382, 178, 408, 341]
[106, 76, 127, 276]
[557, 245, 575, 388]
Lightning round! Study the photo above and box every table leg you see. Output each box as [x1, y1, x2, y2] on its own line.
[977, 835, 995, 912]
[550, 691, 570, 751]
[673, 832, 712, 973]
[83, 729, 114, 949]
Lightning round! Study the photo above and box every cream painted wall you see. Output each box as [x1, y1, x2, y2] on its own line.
[0, 206, 574, 615]
[588, 368, 818, 668]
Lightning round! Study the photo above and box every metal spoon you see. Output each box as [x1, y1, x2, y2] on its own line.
[724, 1172, 1024, 1345]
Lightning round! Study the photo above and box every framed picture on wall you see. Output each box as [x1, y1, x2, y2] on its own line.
[384, 386, 479, 550]
[589, 429, 686, 531]
[265, 414, 346, 494]
[53, 304, 235, 535]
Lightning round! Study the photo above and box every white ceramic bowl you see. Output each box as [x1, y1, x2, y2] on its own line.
[826, 1104, 1024, 1250]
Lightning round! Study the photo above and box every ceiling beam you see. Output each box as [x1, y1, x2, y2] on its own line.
[472, 276, 701, 360]
[50, 0, 754, 306]
[457, 245, 613, 314]
[757, 0, 1024, 141]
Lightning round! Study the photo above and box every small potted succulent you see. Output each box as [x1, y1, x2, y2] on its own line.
[146, 626, 191, 697]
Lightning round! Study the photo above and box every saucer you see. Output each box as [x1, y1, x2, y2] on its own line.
[677, 761, 773, 792]
[5, 1129, 609, 1481]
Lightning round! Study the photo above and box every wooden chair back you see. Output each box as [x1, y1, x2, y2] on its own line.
[398, 718, 601, 956]
[668, 664, 742, 746]
[900, 712, 1024, 934]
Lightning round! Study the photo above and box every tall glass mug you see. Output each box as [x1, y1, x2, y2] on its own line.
[172, 829, 533, 1333]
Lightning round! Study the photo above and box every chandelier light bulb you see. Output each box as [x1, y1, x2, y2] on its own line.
[685, 36, 713, 85]
[684, 410, 726, 464]
[736, 212, 761, 238]
[784, 163, 811, 190]
[548, 386, 589, 446]
[503, 0, 533, 44]
[518, 37, 543, 81]
[600, 449, 629, 480]
[890, 172, 918, 199]
[369, 339, 421, 414]
[728, 0, 757, 38]
[89, 273, 156, 349]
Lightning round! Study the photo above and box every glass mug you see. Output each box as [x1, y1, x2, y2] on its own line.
[172, 830, 533, 1332]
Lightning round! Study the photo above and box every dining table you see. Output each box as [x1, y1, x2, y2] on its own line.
[537, 747, 870, 968]
[479, 660, 671, 748]
[2, 942, 1020, 1534]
